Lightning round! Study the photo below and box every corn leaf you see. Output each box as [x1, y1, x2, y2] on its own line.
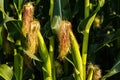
[0, 0, 4, 11]
[101, 60, 120, 80]
[13, 0, 24, 13]
[37, 31, 52, 77]
[0, 64, 13, 80]
[5, 21, 22, 43]
[77, 0, 104, 33]
[14, 49, 23, 80]
[0, 0, 4, 46]
[0, 4, 15, 24]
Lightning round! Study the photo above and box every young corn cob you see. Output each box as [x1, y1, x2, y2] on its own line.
[57, 21, 71, 60]
[22, 2, 40, 60]
[22, 2, 34, 37]
[23, 20, 40, 68]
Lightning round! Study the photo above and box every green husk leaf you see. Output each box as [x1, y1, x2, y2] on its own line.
[37, 31, 52, 79]
[51, 16, 62, 34]
[0, 64, 13, 80]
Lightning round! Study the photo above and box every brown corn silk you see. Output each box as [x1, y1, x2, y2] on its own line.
[27, 20, 40, 55]
[58, 21, 71, 60]
[87, 63, 102, 80]
[22, 3, 40, 55]
[22, 2, 34, 37]
[93, 65, 102, 80]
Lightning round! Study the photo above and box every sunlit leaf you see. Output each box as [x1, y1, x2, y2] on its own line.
[37, 31, 52, 78]
[4, 16, 16, 24]
[0, 64, 13, 80]
[77, 0, 104, 33]
[0, 0, 4, 11]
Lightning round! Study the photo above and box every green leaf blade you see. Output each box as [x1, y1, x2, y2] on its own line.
[77, 1, 102, 33]
[13, 0, 24, 13]
[14, 49, 23, 80]
[102, 60, 120, 80]
[0, 64, 13, 80]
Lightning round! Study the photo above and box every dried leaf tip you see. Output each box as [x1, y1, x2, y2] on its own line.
[57, 21, 72, 60]
[22, 2, 34, 37]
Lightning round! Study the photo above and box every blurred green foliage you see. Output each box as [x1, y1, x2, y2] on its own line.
[0, 0, 120, 80]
